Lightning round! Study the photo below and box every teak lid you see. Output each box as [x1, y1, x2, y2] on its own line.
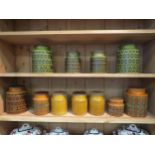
[110, 98, 124, 104]
[127, 88, 147, 96]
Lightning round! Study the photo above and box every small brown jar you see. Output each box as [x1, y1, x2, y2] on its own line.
[6, 86, 28, 114]
[108, 98, 124, 117]
[33, 92, 49, 115]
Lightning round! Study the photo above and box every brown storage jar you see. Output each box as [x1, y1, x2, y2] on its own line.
[6, 86, 27, 114]
[33, 92, 49, 115]
[126, 88, 148, 117]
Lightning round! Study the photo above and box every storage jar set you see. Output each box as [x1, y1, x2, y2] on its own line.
[31, 43, 141, 73]
[32, 45, 53, 72]
[9, 123, 149, 135]
[6, 86, 28, 114]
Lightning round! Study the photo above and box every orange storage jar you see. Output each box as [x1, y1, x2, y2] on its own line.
[33, 92, 49, 115]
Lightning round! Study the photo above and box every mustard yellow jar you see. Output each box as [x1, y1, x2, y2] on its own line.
[72, 92, 88, 116]
[51, 92, 68, 115]
[33, 92, 49, 115]
[89, 92, 105, 116]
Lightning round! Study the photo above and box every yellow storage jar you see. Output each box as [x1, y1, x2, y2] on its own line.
[72, 91, 88, 116]
[89, 91, 105, 116]
[51, 92, 68, 116]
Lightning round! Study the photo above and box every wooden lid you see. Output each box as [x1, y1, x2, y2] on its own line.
[128, 88, 145, 94]
[108, 102, 124, 107]
[109, 98, 124, 103]
[127, 88, 147, 96]
[7, 87, 26, 94]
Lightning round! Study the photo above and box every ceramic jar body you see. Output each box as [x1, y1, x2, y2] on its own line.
[89, 92, 105, 115]
[51, 93, 68, 115]
[72, 92, 88, 115]
[66, 51, 81, 73]
[108, 98, 124, 117]
[33, 92, 49, 115]
[117, 44, 141, 73]
[91, 51, 106, 73]
[126, 88, 148, 117]
[32, 45, 53, 72]
[6, 87, 27, 114]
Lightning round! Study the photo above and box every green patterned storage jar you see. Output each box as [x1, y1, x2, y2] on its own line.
[126, 88, 148, 117]
[66, 50, 81, 73]
[32, 45, 53, 72]
[117, 44, 141, 73]
[91, 50, 106, 73]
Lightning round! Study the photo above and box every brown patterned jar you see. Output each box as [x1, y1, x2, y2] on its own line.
[6, 86, 28, 114]
[33, 92, 49, 115]
[108, 98, 124, 117]
[126, 88, 148, 117]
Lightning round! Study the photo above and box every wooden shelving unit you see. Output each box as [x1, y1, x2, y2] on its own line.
[0, 19, 155, 134]
[0, 30, 155, 44]
[0, 111, 154, 124]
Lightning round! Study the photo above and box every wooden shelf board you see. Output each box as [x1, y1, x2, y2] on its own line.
[0, 73, 155, 78]
[0, 30, 155, 44]
[0, 111, 154, 124]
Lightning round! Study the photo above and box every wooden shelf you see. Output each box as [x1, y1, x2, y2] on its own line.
[0, 111, 154, 124]
[0, 30, 155, 44]
[0, 73, 155, 78]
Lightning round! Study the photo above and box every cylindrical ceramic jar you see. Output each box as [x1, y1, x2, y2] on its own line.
[71, 91, 88, 116]
[32, 45, 53, 72]
[66, 51, 81, 73]
[117, 44, 141, 73]
[6, 86, 27, 114]
[126, 88, 148, 117]
[33, 92, 49, 115]
[51, 92, 68, 116]
[108, 98, 124, 117]
[89, 91, 105, 116]
[91, 50, 106, 73]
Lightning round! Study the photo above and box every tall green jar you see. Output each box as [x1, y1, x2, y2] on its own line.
[32, 45, 53, 72]
[117, 44, 141, 73]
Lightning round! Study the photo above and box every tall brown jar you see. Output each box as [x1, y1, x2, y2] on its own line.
[126, 88, 148, 117]
[6, 87, 28, 114]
